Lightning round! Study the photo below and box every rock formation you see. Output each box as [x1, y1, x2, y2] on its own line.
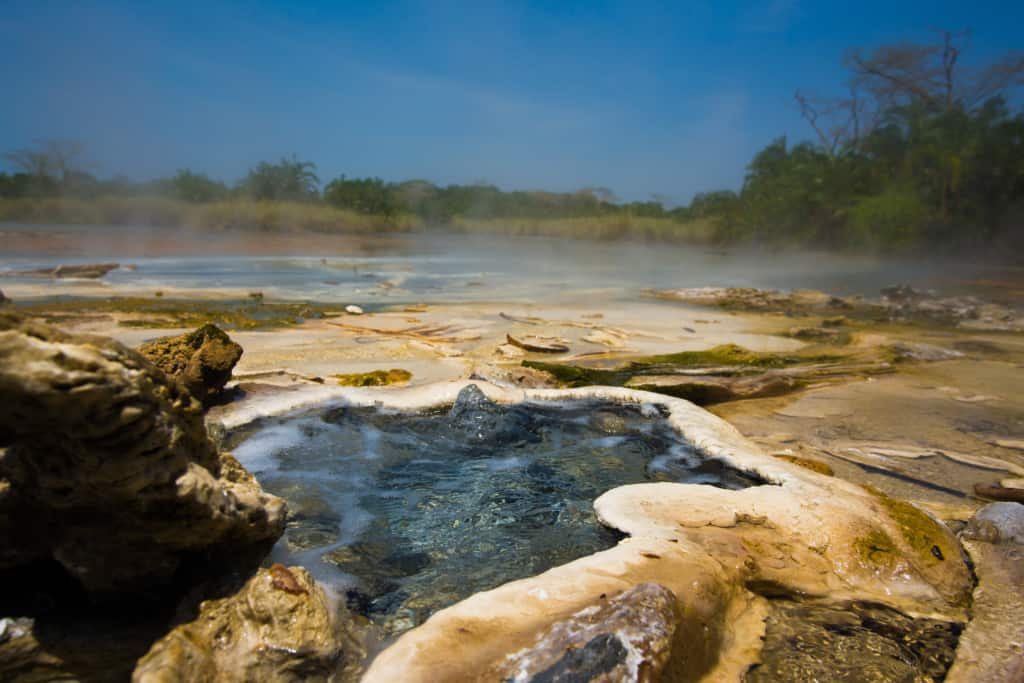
[0, 312, 284, 594]
[490, 582, 679, 682]
[139, 323, 244, 406]
[133, 565, 365, 683]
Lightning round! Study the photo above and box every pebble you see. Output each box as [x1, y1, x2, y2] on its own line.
[345, 305, 364, 315]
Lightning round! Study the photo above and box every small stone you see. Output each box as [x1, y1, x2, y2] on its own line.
[491, 582, 678, 682]
[345, 305, 364, 315]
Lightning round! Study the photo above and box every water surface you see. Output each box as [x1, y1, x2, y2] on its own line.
[230, 385, 763, 634]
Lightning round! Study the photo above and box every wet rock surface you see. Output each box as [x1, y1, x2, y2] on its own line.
[491, 582, 679, 683]
[646, 284, 1024, 330]
[745, 600, 961, 682]
[0, 312, 284, 594]
[138, 323, 244, 406]
[133, 565, 365, 683]
[947, 503, 1024, 682]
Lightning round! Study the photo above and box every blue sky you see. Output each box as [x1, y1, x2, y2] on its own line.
[2, 1, 1021, 204]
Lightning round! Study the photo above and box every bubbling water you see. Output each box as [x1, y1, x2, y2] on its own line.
[230, 385, 764, 634]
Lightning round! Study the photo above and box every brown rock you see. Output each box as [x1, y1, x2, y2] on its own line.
[0, 312, 284, 594]
[489, 582, 679, 683]
[133, 566, 365, 683]
[139, 324, 243, 406]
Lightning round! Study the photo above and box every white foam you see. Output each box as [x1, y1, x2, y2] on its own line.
[232, 421, 307, 474]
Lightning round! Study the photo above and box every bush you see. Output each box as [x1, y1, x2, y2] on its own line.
[847, 188, 930, 249]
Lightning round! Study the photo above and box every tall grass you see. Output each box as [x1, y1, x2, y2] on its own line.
[0, 196, 421, 234]
[450, 214, 716, 242]
[0, 196, 715, 242]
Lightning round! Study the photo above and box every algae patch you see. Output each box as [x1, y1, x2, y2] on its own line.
[771, 454, 834, 477]
[332, 369, 412, 387]
[854, 528, 902, 568]
[861, 485, 958, 567]
[16, 296, 343, 330]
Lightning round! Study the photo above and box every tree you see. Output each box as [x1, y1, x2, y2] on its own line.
[168, 169, 229, 202]
[239, 156, 319, 201]
[846, 30, 1024, 114]
[324, 175, 399, 215]
[4, 139, 89, 193]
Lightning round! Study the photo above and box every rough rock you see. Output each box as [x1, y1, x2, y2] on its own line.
[491, 583, 679, 683]
[0, 289, 7, 305]
[946, 504, 1024, 682]
[0, 312, 284, 594]
[138, 324, 244, 406]
[133, 565, 365, 683]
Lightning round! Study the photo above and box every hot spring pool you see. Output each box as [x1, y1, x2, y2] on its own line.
[229, 384, 764, 634]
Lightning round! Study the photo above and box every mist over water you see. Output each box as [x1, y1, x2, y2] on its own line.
[0, 226, 1008, 304]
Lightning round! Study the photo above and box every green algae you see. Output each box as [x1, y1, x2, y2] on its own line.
[628, 344, 846, 369]
[332, 369, 412, 387]
[523, 344, 847, 402]
[854, 528, 901, 568]
[15, 296, 342, 330]
[771, 454, 834, 477]
[861, 485, 958, 568]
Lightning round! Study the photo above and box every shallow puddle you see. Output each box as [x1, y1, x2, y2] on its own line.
[230, 385, 765, 634]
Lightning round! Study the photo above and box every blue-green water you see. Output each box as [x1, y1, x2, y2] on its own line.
[230, 385, 763, 633]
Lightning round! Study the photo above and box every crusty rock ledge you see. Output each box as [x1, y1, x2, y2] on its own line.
[0, 311, 285, 595]
[212, 380, 990, 682]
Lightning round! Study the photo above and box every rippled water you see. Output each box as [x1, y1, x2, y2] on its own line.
[230, 385, 764, 634]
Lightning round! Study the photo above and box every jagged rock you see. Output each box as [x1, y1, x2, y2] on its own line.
[133, 565, 365, 683]
[138, 324, 243, 406]
[0, 312, 284, 594]
[491, 582, 679, 683]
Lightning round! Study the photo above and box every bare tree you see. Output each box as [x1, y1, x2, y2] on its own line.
[3, 139, 89, 186]
[846, 29, 1024, 113]
[794, 87, 877, 157]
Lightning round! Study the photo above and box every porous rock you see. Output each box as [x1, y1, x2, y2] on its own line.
[0, 312, 284, 594]
[138, 323, 243, 406]
[491, 582, 679, 683]
[133, 565, 365, 683]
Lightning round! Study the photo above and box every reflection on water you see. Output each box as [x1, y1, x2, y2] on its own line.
[746, 600, 961, 682]
[230, 385, 764, 634]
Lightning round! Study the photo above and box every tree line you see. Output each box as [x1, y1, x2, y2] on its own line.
[2, 30, 1021, 252]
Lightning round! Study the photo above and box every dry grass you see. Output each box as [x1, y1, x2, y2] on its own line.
[0, 197, 421, 233]
[449, 214, 716, 242]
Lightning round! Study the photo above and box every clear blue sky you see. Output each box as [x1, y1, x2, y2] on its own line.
[2, 1, 1021, 204]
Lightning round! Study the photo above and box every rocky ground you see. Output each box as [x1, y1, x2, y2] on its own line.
[1, 278, 1023, 681]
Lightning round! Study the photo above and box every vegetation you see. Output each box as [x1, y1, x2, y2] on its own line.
[1, 30, 1020, 252]
[14, 296, 345, 330]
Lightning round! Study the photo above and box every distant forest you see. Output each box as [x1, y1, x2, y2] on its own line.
[2, 31, 1022, 253]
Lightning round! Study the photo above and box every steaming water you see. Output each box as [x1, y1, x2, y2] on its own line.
[228, 385, 764, 635]
[0, 229, 1006, 304]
